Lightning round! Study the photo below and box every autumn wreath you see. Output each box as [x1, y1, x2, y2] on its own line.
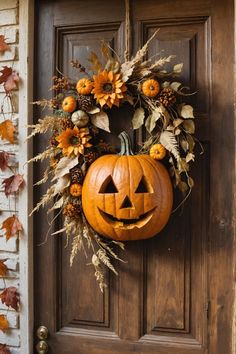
[29, 31, 199, 290]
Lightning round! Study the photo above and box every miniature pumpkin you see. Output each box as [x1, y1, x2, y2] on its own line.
[150, 143, 166, 160]
[69, 183, 82, 197]
[71, 110, 89, 127]
[142, 79, 160, 97]
[82, 132, 173, 241]
[62, 96, 77, 113]
[76, 78, 93, 95]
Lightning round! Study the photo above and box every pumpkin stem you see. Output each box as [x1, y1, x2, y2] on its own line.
[118, 131, 134, 156]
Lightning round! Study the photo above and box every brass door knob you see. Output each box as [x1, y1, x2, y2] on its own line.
[37, 326, 49, 340]
[36, 340, 48, 354]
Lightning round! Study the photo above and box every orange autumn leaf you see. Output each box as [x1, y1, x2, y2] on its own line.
[1, 215, 23, 240]
[0, 344, 11, 354]
[0, 315, 9, 332]
[0, 36, 10, 53]
[0, 120, 15, 143]
[0, 261, 8, 277]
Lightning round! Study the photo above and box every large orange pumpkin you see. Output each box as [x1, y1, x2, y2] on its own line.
[82, 132, 173, 241]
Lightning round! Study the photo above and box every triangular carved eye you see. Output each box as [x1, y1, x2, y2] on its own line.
[99, 176, 118, 194]
[135, 176, 153, 193]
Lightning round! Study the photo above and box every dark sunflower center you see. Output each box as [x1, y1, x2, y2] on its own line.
[103, 83, 113, 92]
[70, 136, 80, 145]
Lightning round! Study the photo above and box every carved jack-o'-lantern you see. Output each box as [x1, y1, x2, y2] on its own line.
[82, 132, 173, 241]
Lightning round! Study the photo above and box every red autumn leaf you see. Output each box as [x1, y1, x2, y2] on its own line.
[0, 344, 10, 354]
[0, 36, 10, 53]
[0, 287, 19, 311]
[0, 66, 19, 93]
[0, 315, 9, 332]
[2, 174, 24, 196]
[1, 215, 23, 240]
[0, 120, 16, 143]
[0, 152, 10, 171]
[0, 261, 8, 277]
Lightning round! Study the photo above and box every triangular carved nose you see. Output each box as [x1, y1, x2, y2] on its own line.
[120, 195, 133, 209]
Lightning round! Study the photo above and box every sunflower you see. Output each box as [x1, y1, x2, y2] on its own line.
[55, 127, 92, 157]
[92, 70, 127, 108]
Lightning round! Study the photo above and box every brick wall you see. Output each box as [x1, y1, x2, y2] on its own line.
[0, 0, 20, 352]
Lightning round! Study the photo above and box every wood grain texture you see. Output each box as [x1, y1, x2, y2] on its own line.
[34, 0, 235, 353]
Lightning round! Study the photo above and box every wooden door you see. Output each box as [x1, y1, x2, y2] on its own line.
[34, 1, 235, 353]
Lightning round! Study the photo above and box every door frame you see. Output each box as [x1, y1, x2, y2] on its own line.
[18, 1, 236, 353]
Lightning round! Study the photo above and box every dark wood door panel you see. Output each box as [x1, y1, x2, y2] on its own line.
[34, 1, 235, 353]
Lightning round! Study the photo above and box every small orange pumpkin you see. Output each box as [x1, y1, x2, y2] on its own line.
[150, 143, 166, 160]
[69, 183, 82, 197]
[82, 132, 173, 241]
[76, 78, 93, 95]
[62, 96, 77, 113]
[142, 79, 160, 97]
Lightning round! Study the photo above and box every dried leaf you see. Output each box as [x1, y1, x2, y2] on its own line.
[105, 59, 120, 73]
[180, 139, 189, 152]
[0, 36, 10, 53]
[160, 131, 180, 161]
[178, 181, 188, 193]
[186, 134, 195, 152]
[186, 152, 195, 163]
[170, 81, 181, 91]
[90, 111, 110, 132]
[2, 174, 24, 196]
[87, 106, 100, 114]
[0, 287, 19, 311]
[0, 120, 16, 143]
[1, 215, 23, 240]
[188, 176, 194, 188]
[173, 63, 183, 73]
[145, 107, 163, 133]
[121, 29, 159, 81]
[173, 118, 184, 128]
[88, 52, 102, 73]
[183, 120, 195, 134]
[149, 55, 175, 70]
[132, 107, 145, 129]
[0, 315, 8, 332]
[0, 66, 19, 93]
[0, 261, 8, 277]
[0, 343, 11, 354]
[0, 152, 10, 171]
[52, 156, 78, 181]
[53, 175, 70, 195]
[181, 104, 194, 119]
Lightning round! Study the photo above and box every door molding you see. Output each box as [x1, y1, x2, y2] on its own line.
[18, 0, 34, 353]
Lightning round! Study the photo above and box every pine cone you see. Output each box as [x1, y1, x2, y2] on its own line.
[63, 201, 81, 218]
[70, 166, 84, 184]
[158, 88, 176, 107]
[77, 94, 94, 112]
[84, 150, 99, 165]
[49, 131, 58, 146]
[59, 117, 74, 130]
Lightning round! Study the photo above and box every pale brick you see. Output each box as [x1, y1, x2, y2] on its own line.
[0, 277, 19, 289]
[9, 348, 20, 354]
[0, 91, 18, 113]
[0, 9, 18, 26]
[0, 45, 16, 61]
[0, 27, 18, 43]
[0, 329, 20, 346]
[0, 0, 18, 11]
[0, 235, 18, 253]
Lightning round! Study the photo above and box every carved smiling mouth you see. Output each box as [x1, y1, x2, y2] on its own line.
[98, 207, 156, 230]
